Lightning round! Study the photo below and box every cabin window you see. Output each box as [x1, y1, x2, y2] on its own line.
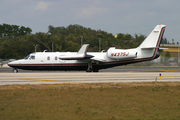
[55, 56, 57, 60]
[47, 56, 50, 60]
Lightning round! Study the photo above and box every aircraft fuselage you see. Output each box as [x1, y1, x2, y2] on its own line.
[8, 24, 166, 72]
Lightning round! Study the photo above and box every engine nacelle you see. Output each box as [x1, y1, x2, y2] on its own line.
[107, 47, 137, 60]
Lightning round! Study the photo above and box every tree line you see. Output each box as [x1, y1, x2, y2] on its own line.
[0, 23, 32, 38]
[0, 23, 168, 59]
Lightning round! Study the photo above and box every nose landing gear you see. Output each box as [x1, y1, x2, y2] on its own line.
[13, 68, 18, 73]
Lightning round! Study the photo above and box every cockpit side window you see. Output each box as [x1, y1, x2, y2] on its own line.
[30, 55, 35, 60]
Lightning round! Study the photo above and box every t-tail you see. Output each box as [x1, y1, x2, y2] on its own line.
[138, 24, 166, 60]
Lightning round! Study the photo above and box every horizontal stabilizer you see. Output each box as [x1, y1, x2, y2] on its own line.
[141, 47, 158, 50]
[141, 47, 169, 50]
[159, 48, 168, 50]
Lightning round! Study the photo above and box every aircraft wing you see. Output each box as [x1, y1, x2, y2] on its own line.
[59, 44, 94, 60]
[90, 57, 106, 62]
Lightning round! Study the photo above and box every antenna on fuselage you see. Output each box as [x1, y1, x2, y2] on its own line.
[43, 50, 47, 52]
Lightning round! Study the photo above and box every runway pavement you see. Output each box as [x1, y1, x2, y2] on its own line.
[1, 72, 180, 86]
[2, 66, 180, 73]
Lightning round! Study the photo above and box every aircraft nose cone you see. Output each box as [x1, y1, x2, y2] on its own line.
[8, 61, 19, 67]
[8, 61, 13, 67]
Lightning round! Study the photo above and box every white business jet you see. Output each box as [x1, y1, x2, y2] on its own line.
[8, 24, 166, 73]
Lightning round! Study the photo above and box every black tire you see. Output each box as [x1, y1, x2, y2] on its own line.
[13, 69, 18, 73]
[86, 69, 92, 72]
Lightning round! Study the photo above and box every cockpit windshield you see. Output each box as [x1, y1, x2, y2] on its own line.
[24, 55, 30, 60]
[24, 55, 35, 60]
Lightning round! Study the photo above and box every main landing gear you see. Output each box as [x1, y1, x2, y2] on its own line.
[86, 62, 99, 72]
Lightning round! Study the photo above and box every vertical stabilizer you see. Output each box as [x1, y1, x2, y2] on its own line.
[139, 24, 166, 49]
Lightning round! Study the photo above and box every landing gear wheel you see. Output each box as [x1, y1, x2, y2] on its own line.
[86, 62, 92, 72]
[13, 68, 18, 73]
[86, 69, 92, 72]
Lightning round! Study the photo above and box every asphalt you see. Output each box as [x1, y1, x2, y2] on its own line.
[1, 66, 180, 73]
[1, 67, 180, 86]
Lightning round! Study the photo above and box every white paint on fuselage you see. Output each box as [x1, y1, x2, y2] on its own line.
[8, 24, 166, 72]
[16, 52, 108, 65]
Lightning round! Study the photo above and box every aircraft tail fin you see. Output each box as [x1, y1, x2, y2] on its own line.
[139, 24, 166, 49]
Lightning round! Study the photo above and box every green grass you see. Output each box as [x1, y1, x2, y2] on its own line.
[0, 83, 180, 120]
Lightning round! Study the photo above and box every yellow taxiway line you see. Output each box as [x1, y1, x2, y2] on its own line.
[17, 78, 81, 83]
